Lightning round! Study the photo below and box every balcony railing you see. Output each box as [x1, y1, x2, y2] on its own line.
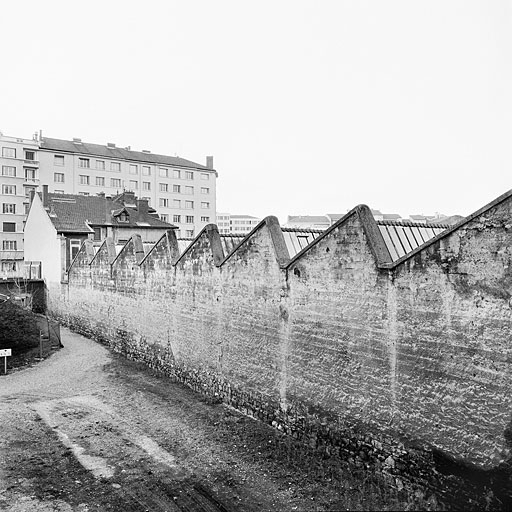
[0, 250, 24, 260]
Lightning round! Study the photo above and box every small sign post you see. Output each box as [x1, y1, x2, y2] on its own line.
[0, 349, 11, 374]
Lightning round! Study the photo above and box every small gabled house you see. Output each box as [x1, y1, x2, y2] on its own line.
[24, 186, 175, 284]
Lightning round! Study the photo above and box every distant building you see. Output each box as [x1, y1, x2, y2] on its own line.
[0, 133, 40, 276]
[284, 215, 331, 230]
[216, 213, 261, 234]
[382, 213, 402, 222]
[38, 136, 216, 239]
[24, 187, 174, 284]
[0, 131, 216, 274]
[408, 214, 429, 224]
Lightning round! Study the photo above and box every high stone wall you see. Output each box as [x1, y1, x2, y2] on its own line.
[48, 196, 512, 505]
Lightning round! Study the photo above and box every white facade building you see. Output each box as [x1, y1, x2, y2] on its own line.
[38, 137, 217, 239]
[0, 133, 39, 276]
[216, 213, 260, 234]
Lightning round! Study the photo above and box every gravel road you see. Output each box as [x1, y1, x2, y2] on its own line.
[0, 328, 359, 512]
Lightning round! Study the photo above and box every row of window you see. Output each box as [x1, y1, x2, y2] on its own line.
[64, 174, 212, 195]
[160, 214, 210, 223]
[2, 203, 16, 214]
[2, 148, 36, 160]
[1, 261, 17, 272]
[2, 166, 37, 179]
[158, 199, 210, 209]
[1, 185, 16, 195]
[67, 156, 210, 181]
[2, 240, 17, 250]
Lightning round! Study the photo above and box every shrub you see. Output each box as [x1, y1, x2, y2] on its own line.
[0, 300, 40, 354]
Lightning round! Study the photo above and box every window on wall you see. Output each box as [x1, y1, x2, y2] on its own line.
[25, 168, 36, 180]
[96, 176, 105, 186]
[142, 166, 151, 176]
[129, 164, 138, 174]
[54, 155, 64, 166]
[159, 167, 169, 177]
[159, 198, 169, 207]
[173, 169, 181, 179]
[2, 147, 16, 158]
[93, 227, 102, 241]
[79, 175, 90, 185]
[185, 171, 193, 180]
[1, 261, 17, 272]
[173, 214, 181, 223]
[185, 201, 193, 209]
[24, 150, 35, 161]
[70, 239, 81, 261]
[25, 187, 35, 198]
[159, 183, 168, 192]
[186, 230, 194, 237]
[185, 215, 194, 223]
[142, 182, 151, 191]
[111, 162, 121, 172]
[160, 214, 169, 222]
[2, 185, 16, 195]
[201, 216, 210, 222]
[173, 184, 180, 193]
[54, 172, 65, 183]
[2, 240, 17, 251]
[78, 158, 90, 168]
[201, 173, 210, 180]
[184, 186, 193, 195]
[129, 180, 138, 190]
[201, 202, 210, 209]
[2, 166, 16, 177]
[111, 178, 121, 188]
[201, 187, 209, 194]
[172, 199, 181, 208]
[96, 160, 105, 170]
[3, 222, 15, 232]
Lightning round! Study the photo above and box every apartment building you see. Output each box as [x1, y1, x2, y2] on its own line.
[0, 133, 39, 275]
[37, 137, 216, 239]
[216, 213, 260, 234]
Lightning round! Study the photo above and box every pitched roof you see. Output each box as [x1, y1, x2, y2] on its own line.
[40, 137, 213, 172]
[42, 192, 175, 234]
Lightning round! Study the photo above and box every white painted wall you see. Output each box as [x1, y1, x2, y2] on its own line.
[24, 194, 62, 284]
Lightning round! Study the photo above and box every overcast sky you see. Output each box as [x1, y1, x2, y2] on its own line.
[1, 1, 511, 223]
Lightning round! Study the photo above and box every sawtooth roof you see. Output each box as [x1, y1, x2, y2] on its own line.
[42, 192, 175, 234]
[40, 137, 213, 172]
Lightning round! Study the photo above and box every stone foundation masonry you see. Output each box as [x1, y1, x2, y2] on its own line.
[50, 193, 512, 507]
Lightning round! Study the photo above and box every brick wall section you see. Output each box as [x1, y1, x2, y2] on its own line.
[53, 198, 512, 504]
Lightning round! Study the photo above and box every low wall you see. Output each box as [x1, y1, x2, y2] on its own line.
[49, 193, 512, 506]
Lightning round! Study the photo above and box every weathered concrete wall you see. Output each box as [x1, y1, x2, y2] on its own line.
[49, 195, 512, 504]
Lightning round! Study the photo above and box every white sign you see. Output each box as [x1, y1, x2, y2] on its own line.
[0, 349, 11, 357]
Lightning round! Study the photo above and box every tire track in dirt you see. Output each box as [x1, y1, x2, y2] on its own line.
[32, 395, 230, 511]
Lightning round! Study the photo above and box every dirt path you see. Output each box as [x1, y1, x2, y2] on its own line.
[0, 328, 372, 512]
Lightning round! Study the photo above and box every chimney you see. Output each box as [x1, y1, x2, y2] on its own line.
[42, 184, 49, 208]
[206, 156, 214, 169]
[137, 199, 149, 215]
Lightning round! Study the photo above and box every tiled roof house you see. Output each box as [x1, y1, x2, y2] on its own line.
[24, 186, 175, 284]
